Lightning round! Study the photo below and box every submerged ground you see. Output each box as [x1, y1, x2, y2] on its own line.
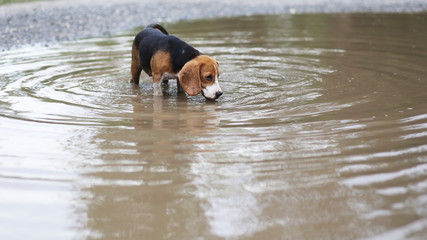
[1, 1, 427, 240]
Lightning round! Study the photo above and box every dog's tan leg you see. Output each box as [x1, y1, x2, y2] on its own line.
[151, 51, 174, 96]
[131, 41, 142, 84]
[152, 74, 163, 96]
[177, 80, 184, 93]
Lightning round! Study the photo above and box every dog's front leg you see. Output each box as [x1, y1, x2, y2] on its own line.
[152, 74, 163, 96]
[153, 82, 162, 96]
[177, 80, 184, 93]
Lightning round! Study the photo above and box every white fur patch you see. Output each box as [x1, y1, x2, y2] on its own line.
[202, 64, 222, 99]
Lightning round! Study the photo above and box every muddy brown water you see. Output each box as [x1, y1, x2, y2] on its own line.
[1, 13, 427, 239]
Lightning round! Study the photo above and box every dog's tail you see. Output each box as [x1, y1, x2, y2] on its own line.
[147, 23, 169, 35]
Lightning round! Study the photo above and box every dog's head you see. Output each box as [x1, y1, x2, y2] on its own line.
[178, 55, 223, 100]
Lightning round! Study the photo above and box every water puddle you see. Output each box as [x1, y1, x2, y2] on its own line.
[1, 13, 427, 239]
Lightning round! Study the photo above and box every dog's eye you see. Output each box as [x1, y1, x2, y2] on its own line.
[205, 75, 213, 81]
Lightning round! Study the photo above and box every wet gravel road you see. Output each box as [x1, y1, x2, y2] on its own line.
[1, 0, 427, 51]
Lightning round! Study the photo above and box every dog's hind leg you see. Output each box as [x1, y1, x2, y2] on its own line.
[131, 40, 142, 84]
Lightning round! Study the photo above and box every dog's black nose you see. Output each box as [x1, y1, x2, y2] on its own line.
[215, 91, 223, 99]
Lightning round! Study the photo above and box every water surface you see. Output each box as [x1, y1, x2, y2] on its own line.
[1, 14, 427, 239]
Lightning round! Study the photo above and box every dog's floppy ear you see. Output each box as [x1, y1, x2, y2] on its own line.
[178, 59, 202, 96]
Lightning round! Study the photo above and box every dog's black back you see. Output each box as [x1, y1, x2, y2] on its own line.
[134, 24, 200, 76]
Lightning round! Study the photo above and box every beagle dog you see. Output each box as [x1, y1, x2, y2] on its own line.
[131, 23, 223, 100]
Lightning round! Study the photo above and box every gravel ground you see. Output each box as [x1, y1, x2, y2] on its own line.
[1, 0, 427, 51]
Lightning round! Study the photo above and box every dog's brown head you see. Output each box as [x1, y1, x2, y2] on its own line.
[178, 55, 223, 100]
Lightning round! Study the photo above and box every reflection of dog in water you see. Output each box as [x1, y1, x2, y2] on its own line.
[132, 94, 220, 131]
[131, 23, 223, 101]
